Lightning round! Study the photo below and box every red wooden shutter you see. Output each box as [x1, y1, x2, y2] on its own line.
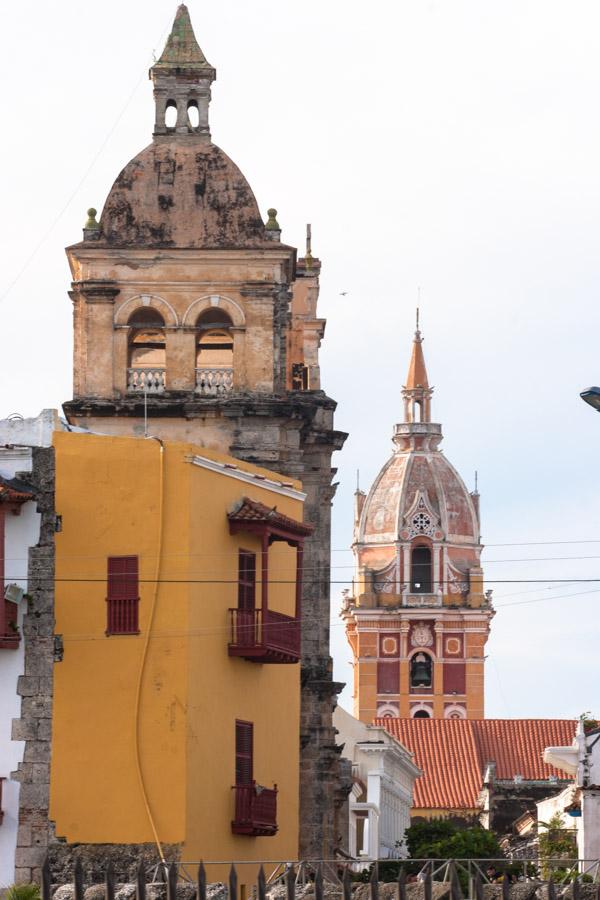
[237, 551, 256, 612]
[443, 662, 466, 694]
[235, 720, 253, 785]
[107, 556, 139, 635]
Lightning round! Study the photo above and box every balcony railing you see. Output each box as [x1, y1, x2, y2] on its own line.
[228, 608, 301, 664]
[196, 367, 234, 396]
[0, 600, 20, 650]
[231, 781, 277, 836]
[127, 368, 166, 394]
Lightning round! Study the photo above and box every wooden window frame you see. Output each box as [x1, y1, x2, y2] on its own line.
[237, 550, 256, 612]
[235, 719, 253, 786]
[106, 555, 140, 636]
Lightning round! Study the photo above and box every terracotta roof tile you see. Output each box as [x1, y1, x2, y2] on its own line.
[228, 497, 313, 538]
[0, 475, 34, 504]
[376, 718, 577, 811]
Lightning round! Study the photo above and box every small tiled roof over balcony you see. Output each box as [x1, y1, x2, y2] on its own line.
[376, 717, 578, 812]
[228, 497, 313, 540]
[0, 476, 34, 505]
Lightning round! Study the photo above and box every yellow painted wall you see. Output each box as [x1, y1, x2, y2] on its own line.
[50, 431, 301, 872]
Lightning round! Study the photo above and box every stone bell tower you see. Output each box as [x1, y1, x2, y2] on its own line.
[342, 320, 494, 722]
[63, 4, 347, 859]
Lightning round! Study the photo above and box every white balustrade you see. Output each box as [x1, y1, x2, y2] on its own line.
[127, 368, 166, 394]
[195, 367, 234, 396]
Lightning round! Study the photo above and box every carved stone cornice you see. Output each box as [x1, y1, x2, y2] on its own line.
[72, 280, 120, 304]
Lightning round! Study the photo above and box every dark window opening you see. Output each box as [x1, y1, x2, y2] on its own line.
[291, 363, 309, 390]
[413, 710, 431, 719]
[235, 720, 253, 785]
[238, 551, 256, 612]
[411, 545, 432, 593]
[410, 652, 433, 689]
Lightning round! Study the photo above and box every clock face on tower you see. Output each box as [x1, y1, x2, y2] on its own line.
[411, 622, 433, 648]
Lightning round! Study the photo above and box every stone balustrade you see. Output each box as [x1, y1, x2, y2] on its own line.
[127, 368, 166, 394]
[196, 367, 234, 396]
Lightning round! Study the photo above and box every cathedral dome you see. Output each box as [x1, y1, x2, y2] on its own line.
[100, 140, 267, 249]
[358, 448, 479, 546]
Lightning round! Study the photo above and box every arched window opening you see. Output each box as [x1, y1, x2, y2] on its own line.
[414, 400, 423, 422]
[410, 652, 433, 690]
[411, 545, 432, 593]
[127, 308, 166, 394]
[196, 308, 234, 396]
[413, 710, 431, 719]
[165, 101, 177, 129]
[187, 100, 199, 129]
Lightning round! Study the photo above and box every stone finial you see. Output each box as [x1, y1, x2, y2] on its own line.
[265, 208, 280, 231]
[83, 208, 101, 241]
[265, 208, 281, 242]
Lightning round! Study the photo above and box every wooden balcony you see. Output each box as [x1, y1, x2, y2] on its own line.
[231, 782, 277, 836]
[228, 608, 301, 664]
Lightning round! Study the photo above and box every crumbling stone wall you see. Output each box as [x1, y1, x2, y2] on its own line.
[11, 447, 57, 883]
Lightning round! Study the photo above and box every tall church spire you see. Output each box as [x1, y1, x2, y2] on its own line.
[150, 4, 216, 140]
[402, 311, 433, 425]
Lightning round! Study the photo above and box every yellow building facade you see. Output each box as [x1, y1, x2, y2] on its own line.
[50, 430, 309, 876]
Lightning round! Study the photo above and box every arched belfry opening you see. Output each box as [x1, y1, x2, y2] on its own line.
[410, 652, 433, 690]
[411, 544, 432, 593]
[127, 308, 166, 394]
[195, 308, 234, 396]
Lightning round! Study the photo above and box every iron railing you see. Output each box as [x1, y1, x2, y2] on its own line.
[39, 857, 600, 900]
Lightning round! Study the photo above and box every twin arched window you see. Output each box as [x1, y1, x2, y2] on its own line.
[126, 306, 235, 396]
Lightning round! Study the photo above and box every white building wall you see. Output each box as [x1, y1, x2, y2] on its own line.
[0, 449, 40, 885]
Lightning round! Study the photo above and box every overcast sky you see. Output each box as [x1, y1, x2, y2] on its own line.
[1, 1, 599, 720]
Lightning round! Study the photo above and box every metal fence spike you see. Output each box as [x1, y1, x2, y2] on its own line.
[397, 867, 406, 900]
[573, 877, 580, 900]
[424, 865, 432, 900]
[136, 859, 146, 900]
[229, 864, 238, 900]
[343, 867, 352, 900]
[370, 862, 379, 900]
[167, 861, 178, 900]
[258, 865, 267, 900]
[474, 873, 483, 900]
[41, 855, 52, 900]
[74, 858, 84, 900]
[315, 864, 324, 900]
[449, 861, 462, 900]
[198, 862, 207, 900]
[548, 877, 556, 900]
[285, 865, 295, 900]
[502, 873, 510, 900]
[105, 860, 115, 900]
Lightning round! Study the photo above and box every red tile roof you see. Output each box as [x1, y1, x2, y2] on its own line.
[376, 718, 577, 811]
[228, 497, 313, 538]
[0, 476, 34, 505]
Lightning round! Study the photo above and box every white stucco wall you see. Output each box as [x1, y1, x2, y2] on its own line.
[0, 448, 40, 885]
[334, 706, 420, 859]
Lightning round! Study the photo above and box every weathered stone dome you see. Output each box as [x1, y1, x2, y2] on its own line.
[357, 448, 480, 546]
[100, 141, 267, 249]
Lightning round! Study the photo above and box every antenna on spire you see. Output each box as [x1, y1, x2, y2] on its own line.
[474, 470, 479, 493]
[356, 469, 360, 492]
[416, 288, 421, 336]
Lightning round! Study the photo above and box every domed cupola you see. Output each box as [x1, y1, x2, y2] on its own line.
[343, 317, 494, 723]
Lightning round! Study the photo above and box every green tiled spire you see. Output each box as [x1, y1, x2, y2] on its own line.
[153, 4, 214, 71]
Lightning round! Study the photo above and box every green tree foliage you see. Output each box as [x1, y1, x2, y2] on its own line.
[406, 818, 503, 860]
[5, 886, 41, 900]
[538, 813, 578, 879]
